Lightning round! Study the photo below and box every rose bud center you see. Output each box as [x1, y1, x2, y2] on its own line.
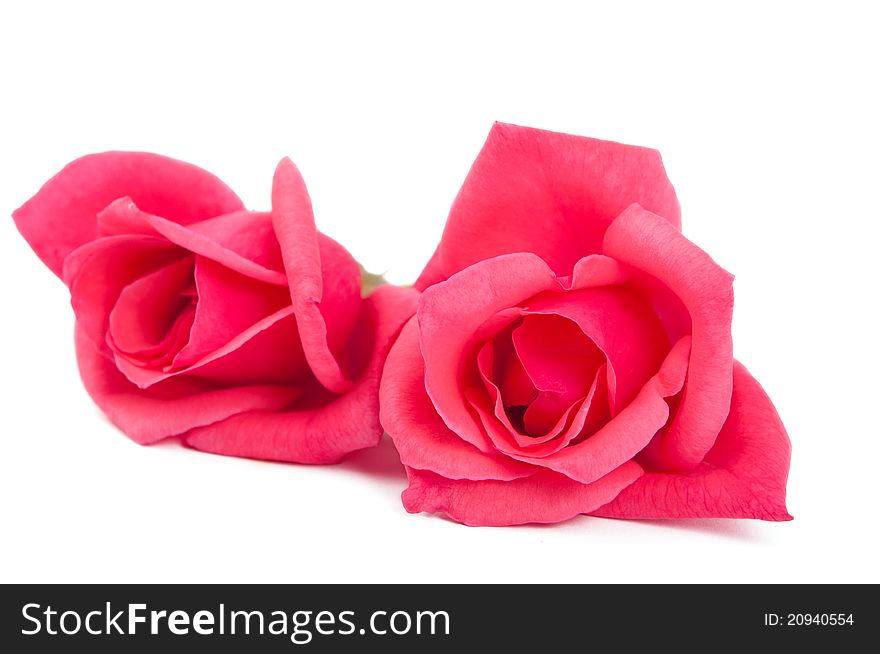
[107, 255, 198, 369]
[473, 314, 613, 454]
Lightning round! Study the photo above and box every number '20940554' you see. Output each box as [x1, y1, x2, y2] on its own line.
[764, 613, 853, 627]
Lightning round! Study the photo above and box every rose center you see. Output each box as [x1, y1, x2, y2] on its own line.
[106, 255, 197, 367]
[488, 314, 607, 437]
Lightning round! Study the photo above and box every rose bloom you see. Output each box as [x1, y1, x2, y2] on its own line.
[381, 123, 791, 526]
[14, 153, 415, 462]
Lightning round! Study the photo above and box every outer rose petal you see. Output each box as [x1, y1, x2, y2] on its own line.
[402, 462, 643, 527]
[13, 152, 244, 277]
[380, 317, 537, 481]
[312, 233, 363, 372]
[592, 361, 792, 521]
[415, 122, 680, 290]
[603, 204, 734, 471]
[271, 158, 360, 394]
[75, 325, 300, 445]
[183, 283, 418, 463]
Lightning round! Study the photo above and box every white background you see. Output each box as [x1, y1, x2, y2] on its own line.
[1, 1, 878, 583]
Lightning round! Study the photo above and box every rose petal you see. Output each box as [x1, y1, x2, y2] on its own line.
[99, 206, 285, 274]
[63, 235, 186, 347]
[380, 317, 536, 481]
[313, 233, 363, 372]
[419, 252, 558, 453]
[496, 336, 538, 407]
[505, 337, 692, 483]
[115, 303, 196, 367]
[522, 285, 669, 413]
[97, 199, 287, 286]
[113, 305, 297, 388]
[603, 204, 734, 471]
[469, 362, 604, 458]
[511, 314, 603, 434]
[402, 462, 643, 526]
[475, 336, 554, 447]
[592, 361, 792, 520]
[566, 254, 631, 289]
[184, 283, 418, 463]
[172, 256, 293, 367]
[75, 325, 300, 445]
[271, 158, 361, 393]
[186, 211, 284, 273]
[13, 151, 243, 277]
[414, 122, 680, 289]
[182, 310, 310, 387]
[107, 256, 194, 356]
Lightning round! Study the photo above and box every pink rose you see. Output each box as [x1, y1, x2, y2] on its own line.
[381, 123, 791, 525]
[14, 153, 416, 462]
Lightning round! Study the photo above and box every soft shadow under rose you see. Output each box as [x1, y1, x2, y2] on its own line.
[14, 153, 416, 462]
